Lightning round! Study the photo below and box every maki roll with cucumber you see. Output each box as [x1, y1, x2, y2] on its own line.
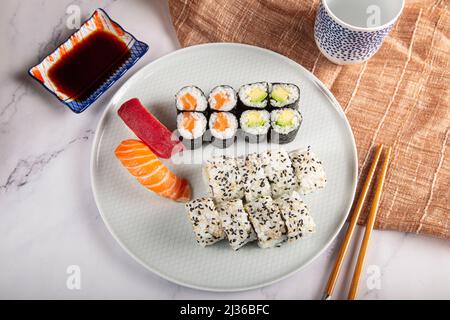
[208, 85, 237, 112]
[240, 110, 270, 143]
[175, 86, 208, 112]
[209, 112, 238, 148]
[238, 82, 269, 110]
[270, 108, 302, 144]
[269, 83, 300, 109]
[176, 112, 207, 150]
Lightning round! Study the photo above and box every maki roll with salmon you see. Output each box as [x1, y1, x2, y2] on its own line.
[176, 112, 207, 150]
[208, 85, 237, 112]
[209, 112, 238, 148]
[270, 108, 302, 144]
[269, 83, 300, 109]
[238, 82, 269, 110]
[240, 110, 270, 144]
[175, 86, 208, 112]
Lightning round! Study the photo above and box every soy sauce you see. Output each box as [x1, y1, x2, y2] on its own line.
[48, 30, 130, 101]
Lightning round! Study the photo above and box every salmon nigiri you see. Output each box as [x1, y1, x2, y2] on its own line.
[115, 139, 191, 202]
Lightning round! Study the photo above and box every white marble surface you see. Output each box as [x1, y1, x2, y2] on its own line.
[0, 0, 449, 300]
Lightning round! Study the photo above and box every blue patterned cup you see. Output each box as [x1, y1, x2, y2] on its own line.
[314, 0, 404, 64]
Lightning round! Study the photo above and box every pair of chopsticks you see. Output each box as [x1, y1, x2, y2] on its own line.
[323, 144, 392, 300]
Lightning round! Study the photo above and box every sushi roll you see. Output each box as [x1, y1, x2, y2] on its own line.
[290, 146, 327, 195]
[241, 153, 272, 202]
[240, 110, 270, 144]
[270, 108, 302, 144]
[185, 197, 225, 247]
[209, 112, 238, 148]
[208, 85, 237, 112]
[204, 155, 244, 202]
[269, 83, 300, 109]
[176, 112, 207, 150]
[238, 82, 269, 110]
[216, 199, 257, 251]
[244, 196, 287, 248]
[175, 86, 208, 112]
[260, 149, 297, 198]
[275, 192, 316, 241]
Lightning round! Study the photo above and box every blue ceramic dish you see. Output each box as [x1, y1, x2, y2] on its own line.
[29, 8, 149, 113]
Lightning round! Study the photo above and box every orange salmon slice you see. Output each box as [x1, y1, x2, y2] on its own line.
[213, 112, 230, 132]
[115, 139, 192, 202]
[213, 92, 229, 110]
[182, 112, 196, 133]
[181, 93, 197, 110]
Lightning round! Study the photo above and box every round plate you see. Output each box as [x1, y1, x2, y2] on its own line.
[91, 43, 358, 292]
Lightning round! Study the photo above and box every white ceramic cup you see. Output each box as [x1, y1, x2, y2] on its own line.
[314, 0, 405, 64]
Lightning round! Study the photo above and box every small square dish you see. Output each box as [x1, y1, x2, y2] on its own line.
[29, 8, 149, 113]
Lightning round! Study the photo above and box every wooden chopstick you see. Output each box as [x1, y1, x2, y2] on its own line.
[322, 144, 384, 300]
[347, 146, 392, 300]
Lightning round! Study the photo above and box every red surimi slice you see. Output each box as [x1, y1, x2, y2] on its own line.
[118, 98, 184, 158]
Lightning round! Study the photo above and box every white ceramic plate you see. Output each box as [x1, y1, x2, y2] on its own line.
[91, 43, 358, 292]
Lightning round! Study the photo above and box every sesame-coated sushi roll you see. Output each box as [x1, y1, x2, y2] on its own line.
[242, 153, 272, 202]
[208, 85, 237, 112]
[240, 110, 270, 144]
[290, 146, 327, 195]
[260, 149, 297, 198]
[244, 196, 287, 248]
[238, 82, 269, 110]
[204, 155, 244, 202]
[269, 83, 300, 109]
[270, 108, 302, 144]
[216, 199, 256, 251]
[185, 197, 225, 247]
[274, 192, 316, 241]
[175, 86, 208, 112]
[209, 112, 238, 148]
[176, 112, 207, 150]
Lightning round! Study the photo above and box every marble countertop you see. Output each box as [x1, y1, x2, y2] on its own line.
[1, 0, 449, 300]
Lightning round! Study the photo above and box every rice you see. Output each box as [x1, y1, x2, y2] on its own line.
[208, 85, 237, 111]
[216, 199, 256, 250]
[244, 196, 287, 248]
[290, 146, 327, 195]
[238, 82, 269, 109]
[204, 155, 244, 202]
[270, 108, 302, 135]
[269, 83, 300, 108]
[240, 110, 271, 135]
[209, 112, 238, 140]
[175, 86, 208, 112]
[185, 197, 225, 247]
[260, 149, 297, 198]
[176, 112, 207, 139]
[274, 191, 316, 241]
[242, 153, 272, 202]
